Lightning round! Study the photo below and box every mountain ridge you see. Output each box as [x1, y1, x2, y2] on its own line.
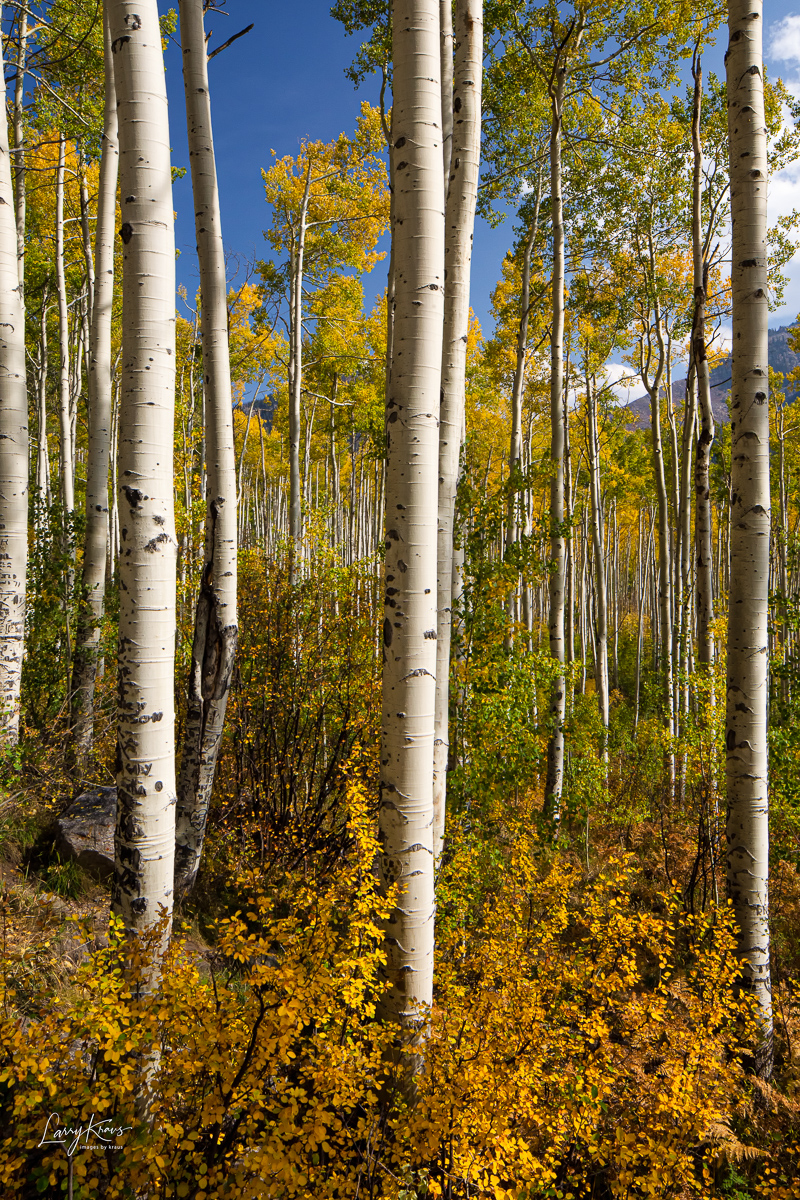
[625, 324, 800, 428]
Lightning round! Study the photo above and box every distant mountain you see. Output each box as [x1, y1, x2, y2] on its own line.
[625, 324, 800, 429]
[239, 392, 277, 433]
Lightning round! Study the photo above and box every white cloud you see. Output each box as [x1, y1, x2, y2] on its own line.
[600, 362, 639, 405]
[769, 14, 800, 65]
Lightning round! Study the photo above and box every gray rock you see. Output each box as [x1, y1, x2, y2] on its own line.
[55, 787, 117, 879]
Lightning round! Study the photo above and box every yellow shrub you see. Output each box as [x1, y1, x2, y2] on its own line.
[0, 788, 781, 1199]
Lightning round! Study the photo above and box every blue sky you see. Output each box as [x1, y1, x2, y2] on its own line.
[163, 0, 511, 335]
[162, 0, 800, 345]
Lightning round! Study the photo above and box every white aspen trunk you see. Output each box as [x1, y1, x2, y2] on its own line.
[56, 135, 74, 518]
[0, 17, 28, 746]
[432, 0, 482, 863]
[506, 186, 540, 551]
[289, 167, 312, 562]
[544, 75, 567, 820]
[79, 155, 96, 325]
[109, 0, 177, 941]
[35, 291, 50, 507]
[564, 386, 575, 669]
[12, 5, 27, 307]
[440, 0, 454, 188]
[70, 7, 119, 770]
[586, 368, 609, 749]
[725, 0, 772, 1076]
[174, 0, 239, 897]
[678, 364, 695, 726]
[640, 314, 675, 783]
[379, 0, 444, 1039]
[634, 516, 654, 732]
[692, 60, 716, 671]
[108, 371, 120, 577]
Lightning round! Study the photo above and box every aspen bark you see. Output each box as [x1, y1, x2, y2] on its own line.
[506, 193, 539, 551]
[586, 367, 608, 748]
[56, 135, 74, 519]
[70, 7, 119, 770]
[433, 0, 482, 863]
[109, 0, 177, 940]
[379, 0, 444, 1034]
[35, 292, 50, 507]
[0, 19, 28, 746]
[174, 0, 239, 897]
[692, 58, 716, 670]
[12, 5, 27, 307]
[289, 166, 312, 561]
[544, 74, 567, 819]
[725, 0, 772, 1076]
[440, 0, 454, 188]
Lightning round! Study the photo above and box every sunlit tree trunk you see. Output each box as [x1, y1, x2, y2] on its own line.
[70, 7, 119, 771]
[289, 165, 312, 565]
[0, 21, 28, 745]
[585, 366, 608, 755]
[692, 57, 716, 671]
[56, 135, 74, 519]
[640, 310, 675, 788]
[433, 0, 482, 863]
[379, 0, 444, 1041]
[109, 0, 177, 941]
[12, 5, 27, 308]
[544, 73, 567, 820]
[725, 0, 772, 1078]
[440, 0, 453, 187]
[174, 0, 239, 897]
[35, 290, 50, 507]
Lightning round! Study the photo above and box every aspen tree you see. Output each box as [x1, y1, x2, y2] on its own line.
[585, 366, 609, 750]
[70, 6, 119, 769]
[725, 0, 773, 1077]
[109, 0, 177, 939]
[440, 0, 454, 187]
[691, 56, 716, 670]
[379, 0, 444, 1032]
[0, 10, 28, 746]
[55, 135, 74, 518]
[174, 0, 239, 897]
[12, 5, 28, 305]
[542, 45, 578, 819]
[433, 0, 482, 862]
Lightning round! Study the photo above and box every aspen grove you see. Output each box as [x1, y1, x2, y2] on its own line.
[8, 0, 800, 1195]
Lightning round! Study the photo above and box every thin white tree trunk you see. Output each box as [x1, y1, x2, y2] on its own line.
[379, 0, 444, 1041]
[440, 0, 454, 188]
[432, 0, 482, 863]
[0, 18, 28, 746]
[70, 7, 119, 769]
[13, 5, 27, 308]
[692, 58, 716, 671]
[544, 75, 567, 820]
[289, 166, 312, 563]
[109, 0, 177, 942]
[725, 0, 772, 1077]
[174, 0, 239, 897]
[586, 368, 608, 751]
[56, 135, 74, 518]
[35, 290, 50, 508]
